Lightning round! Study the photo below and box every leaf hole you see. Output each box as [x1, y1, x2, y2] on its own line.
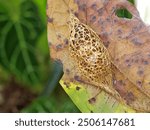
[116, 8, 133, 19]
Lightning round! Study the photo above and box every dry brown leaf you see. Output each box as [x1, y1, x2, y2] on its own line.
[47, 0, 150, 112]
[74, 0, 150, 111]
[75, 0, 150, 97]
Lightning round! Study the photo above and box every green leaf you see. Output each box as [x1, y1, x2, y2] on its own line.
[60, 80, 135, 113]
[32, 0, 47, 23]
[0, 0, 44, 85]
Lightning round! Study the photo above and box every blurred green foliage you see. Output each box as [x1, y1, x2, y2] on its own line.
[0, 0, 79, 113]
[22, 86, 79, 113]
[0, 0, 45, 87]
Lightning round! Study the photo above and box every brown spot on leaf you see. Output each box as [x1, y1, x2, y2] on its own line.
[79, 3, 86, 11]
[106, 17, 111, 22]
[127, 64, 131, 67]
[88, 97, 96, 104]
[114, 81, 126, 97]
[117, 29, 122, 35]
[64, 82, 70, 89]
[131, 38, 142, 46]
[56, 44, 62, 51]
[91, 3, 97, 10]
[132, 26, 139, 34]
[97, 8, 104, 16]
[115, 58, 119, 62]
[57, 34, 61, 38]
[90, 15, 97, 23]
[125, 59, 130, 63]
[103, 0, 109, 6]
[74, 12, 79, 17]
[66, 69, 70, 74]
[64, 39, 69, 45]
[103, 41, 110, 48]
[137, 70, 144, 76]
[74, 75, 82, 82]
[136, 80, 142, 88]
[47, 17, 53, 23]
[125, 92, 135, 104]
[76, 86, 81, 91]
[113, 19, 117, 23]
[98, 18, 104, 25]
[132, 24, 143, 33]
[143, 60, 149, 65]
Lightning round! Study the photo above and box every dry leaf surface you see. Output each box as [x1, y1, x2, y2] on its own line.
[75, 0, 150, 97]
[47, 0, 150, 112]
